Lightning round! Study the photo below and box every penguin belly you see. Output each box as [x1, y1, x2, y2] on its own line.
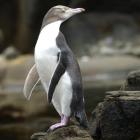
[35, 47, 72, 116]
[36, 53, 72, 116]
[52, 72, 73, 117]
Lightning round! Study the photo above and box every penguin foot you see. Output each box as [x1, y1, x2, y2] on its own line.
[48, 115, 69, 131]
[49, 122, 66, 131]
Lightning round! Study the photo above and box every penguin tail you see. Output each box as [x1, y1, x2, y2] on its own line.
[74, 110, 89, 129]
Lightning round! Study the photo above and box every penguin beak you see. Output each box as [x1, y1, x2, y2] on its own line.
[71, 8, 85, 14]
[65, 8, 85, 18]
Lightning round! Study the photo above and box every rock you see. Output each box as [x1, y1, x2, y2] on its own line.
[2, 46, 19, 59]
[0, 55, 7, 89]
[79, 55, 140, 88]
[31, 125, 92, 140]
[5, 55, 34, 81]
[0, 90, 49, 119]
[122, 70, 140, 91]
[93, 36, 140, 57]
[90, 91, 140, 140]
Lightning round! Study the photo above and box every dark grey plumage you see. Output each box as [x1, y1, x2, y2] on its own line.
[48, 31, 88, 128]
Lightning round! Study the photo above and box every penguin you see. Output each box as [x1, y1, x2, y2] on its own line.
[23, 5, 88, 131]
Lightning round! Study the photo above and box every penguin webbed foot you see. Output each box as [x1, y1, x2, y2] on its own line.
[48, 115, 69, 131]
[47, 122, 66, 131]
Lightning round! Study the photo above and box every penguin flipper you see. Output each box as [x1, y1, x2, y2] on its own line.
[48, 52, 66, 103]
[23, 64, 40, 100]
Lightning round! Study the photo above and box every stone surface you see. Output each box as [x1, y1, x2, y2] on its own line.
[31, 125, 92, 140]
[2, 46, 19, 59]
[0, 56, 7, 88]
[0, 90, 49, 120]
[4, 55, 34, 83]
[80, 55, 140, 88]
[122, 70, 140, 91]
[90, 91, 140, 140]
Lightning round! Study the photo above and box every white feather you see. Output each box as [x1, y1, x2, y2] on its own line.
[35, 21, 72, 116]
[23, 64, 40, 100]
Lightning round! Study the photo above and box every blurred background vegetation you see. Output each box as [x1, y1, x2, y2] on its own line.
[0, 0, 140, 140]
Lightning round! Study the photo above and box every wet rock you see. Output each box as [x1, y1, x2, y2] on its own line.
[2, 46, 20, 59]
[92, 36, 140, 57]
[31, 125, 92, 140]
[0, 56, 7, 88]
[122, 70, 140, 91]
[80, 55, 140, 88]
[0, 91, 48, 119]
[90, 91, 140, 140]
[5, 55, 34, 81]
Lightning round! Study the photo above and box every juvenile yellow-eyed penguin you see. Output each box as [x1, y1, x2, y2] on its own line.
[23, 5, 88, 131]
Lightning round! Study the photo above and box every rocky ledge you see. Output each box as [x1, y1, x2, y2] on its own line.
[123, 70, 140, 91]
[90, 91, 140, 140]
[31, 125, 92, 140]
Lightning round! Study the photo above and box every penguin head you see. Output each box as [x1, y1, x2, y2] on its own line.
[43, 5, 85, 24]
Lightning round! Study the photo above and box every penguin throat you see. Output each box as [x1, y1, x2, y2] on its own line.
[43, 21, 62, 39]
[36, 21, 62, 49]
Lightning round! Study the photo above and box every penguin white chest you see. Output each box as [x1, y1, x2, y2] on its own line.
[35, 21, 61, 82]
[34, 21, 73, 116]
